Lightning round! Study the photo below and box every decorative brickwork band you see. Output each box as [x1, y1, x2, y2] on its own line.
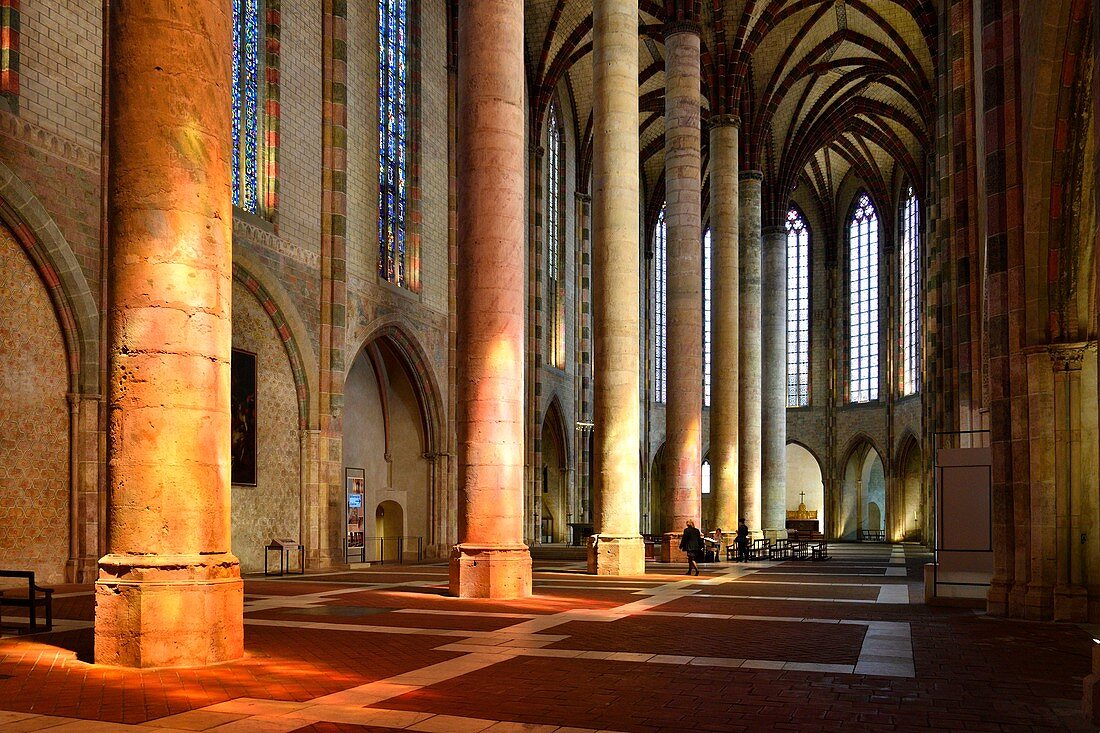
[663, 20, 701, 39]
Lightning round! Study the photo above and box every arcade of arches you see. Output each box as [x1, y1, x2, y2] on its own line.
[0, 0, 1098, 730]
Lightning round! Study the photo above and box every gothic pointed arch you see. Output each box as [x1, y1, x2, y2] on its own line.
[231, 252, 319, 430]
[0, 158, 98, 394]
[349, 317, 445, 459]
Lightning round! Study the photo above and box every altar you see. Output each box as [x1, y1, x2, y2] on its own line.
[785, 491, 820, 534]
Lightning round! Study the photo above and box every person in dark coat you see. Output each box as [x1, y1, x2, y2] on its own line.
[735, 517, 750, 562]
[679, 519, 703, 576]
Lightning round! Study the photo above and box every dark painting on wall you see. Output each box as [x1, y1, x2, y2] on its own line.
[231, 348, 258, 486]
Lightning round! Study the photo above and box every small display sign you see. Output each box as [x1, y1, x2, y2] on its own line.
[346, 468, 366, 549]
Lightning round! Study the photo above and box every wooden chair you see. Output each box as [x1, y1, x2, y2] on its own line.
[0, 571, 53, 634]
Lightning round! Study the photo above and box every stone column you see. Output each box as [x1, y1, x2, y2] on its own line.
[450, 0, 532, 597]
[587, 0, 644, 575]
[760, 224, 788, 534]
[1050, 342, 1094, 621]
[96, 0, 243, 668]
[660, 21, 703, 562]
[738, 172, 763, 534]
[708, 117, 740, 535]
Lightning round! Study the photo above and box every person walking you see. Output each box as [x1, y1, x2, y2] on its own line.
[679, 519, 703, 576]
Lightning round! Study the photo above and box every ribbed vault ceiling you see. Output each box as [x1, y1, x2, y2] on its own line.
[524, 0, 935, 230]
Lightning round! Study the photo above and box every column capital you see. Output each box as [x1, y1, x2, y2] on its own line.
[739, 170, 764, 182]
[664, 20, 702, 39]
[574, 191, 592, 203]
[1049, 341, 1097, 372]
[762, 225, 786, 237]
[708, 114, 741, 130]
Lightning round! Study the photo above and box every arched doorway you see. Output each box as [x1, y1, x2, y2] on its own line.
[540, 404, 568, 544]
[892, 438, 923, 542]
[376, 500, 404, 561]
[838, 440, 886, 541]
[0, 224, 69, 583]
[786, 443, 825, 535]
[344, 334, 432, 561]
[648, 443, 667, 535]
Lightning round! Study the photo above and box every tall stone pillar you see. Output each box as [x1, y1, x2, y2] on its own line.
[738, 172, 763, 534]
[587, 0, 645, 575]
[660, 21, 703, 562]
[760, 225, 788, 534]
[450, 0, 532, 597]
[708, 117, 740, 534]
[96, 0, 243, 667]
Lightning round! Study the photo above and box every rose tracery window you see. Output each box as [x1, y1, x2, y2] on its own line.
[786, 208, 810, 407]
[654, 204, 667, 404]
[849, 193, 879, 403]
[900, 187, 921, 396]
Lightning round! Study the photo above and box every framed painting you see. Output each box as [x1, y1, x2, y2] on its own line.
[231, 348, 258, 486]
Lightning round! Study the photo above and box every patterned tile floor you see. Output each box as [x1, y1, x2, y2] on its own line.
[0, 544, 1094, 732]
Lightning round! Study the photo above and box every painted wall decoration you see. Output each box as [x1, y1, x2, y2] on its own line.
[231, 348, 258, 485]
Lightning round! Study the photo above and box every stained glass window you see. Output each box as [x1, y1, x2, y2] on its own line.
[786, 208, 810, 407]
[232, 0, 262, 214]
[546, 103, 563, 367]
[654, 205, 667, 404]
[849, 193, 879, 403]
[379, 0, 409, 287]
[703, 228, 712, 407]
[901, 187, 921, 395]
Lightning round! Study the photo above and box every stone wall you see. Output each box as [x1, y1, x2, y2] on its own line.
[231, 281, 302, 573]
[0, 225, 68, 583]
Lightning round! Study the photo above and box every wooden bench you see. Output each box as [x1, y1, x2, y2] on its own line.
[859, 529, 886, 542]
[746, 538, 770, 561]
[790, 540, 810, 560]
[768, 539, 792, 560]
[809, 541, 830, 561]
[0, 570, 53, 634]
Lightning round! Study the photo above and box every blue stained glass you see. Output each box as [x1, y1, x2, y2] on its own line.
[232, 0, 261, 214]
[232, 0, 242, 207]
[379, 0, 409, 287]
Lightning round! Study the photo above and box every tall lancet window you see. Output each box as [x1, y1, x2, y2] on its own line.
[849, 193, 880, 403]
[654, 204, 668, 404]
[900, 187, 921, 395]
[379, 0, 410, 288]
[703, 228, 712, 407]
[546, 103, 564, 367]
[786, 208, 810, 407]
[232, 0, 262, 213]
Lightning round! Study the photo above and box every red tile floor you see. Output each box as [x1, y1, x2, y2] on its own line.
[0, 545, 1095, 732]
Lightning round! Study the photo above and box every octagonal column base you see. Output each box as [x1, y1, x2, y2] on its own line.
[94, 553, 243, 668]
[586, 535, 645, 576]
[449, 544, 532, 599]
